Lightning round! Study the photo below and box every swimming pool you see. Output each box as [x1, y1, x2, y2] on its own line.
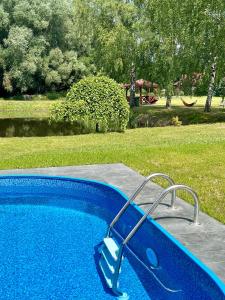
[0, 175, 224, 299]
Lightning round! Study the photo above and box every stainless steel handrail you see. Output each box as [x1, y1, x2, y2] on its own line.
[106, 173, 176, 237]
[122, 184, 200, 246]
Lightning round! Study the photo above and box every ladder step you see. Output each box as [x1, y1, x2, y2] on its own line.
[99, 256, 113, 288]
[101, 248, 122, 273]
[101, 248, 116, 273]
[103, 237, 120, 261]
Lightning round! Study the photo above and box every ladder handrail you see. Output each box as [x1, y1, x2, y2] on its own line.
[122, 184, 200, 246]
[106, 173, 176, 237]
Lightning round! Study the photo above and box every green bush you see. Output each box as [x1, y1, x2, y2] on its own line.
[171, 116, 182, 126]
[51, 76, 129, 132]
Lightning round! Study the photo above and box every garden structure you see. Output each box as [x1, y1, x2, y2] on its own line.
[122, 79, 159, 106]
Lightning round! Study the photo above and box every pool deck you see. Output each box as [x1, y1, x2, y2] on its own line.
[0, 163, 225, 283]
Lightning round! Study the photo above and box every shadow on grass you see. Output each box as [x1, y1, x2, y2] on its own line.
[130, 105, 225, 128]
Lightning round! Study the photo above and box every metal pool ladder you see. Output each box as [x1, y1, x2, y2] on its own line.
[98, 174, 200, 298]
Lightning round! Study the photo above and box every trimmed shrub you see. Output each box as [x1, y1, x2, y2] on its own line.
[51, 76, 129, 132]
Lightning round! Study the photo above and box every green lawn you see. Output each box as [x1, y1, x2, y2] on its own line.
[0, 95, 223, 119]
[0, 92, 64, 119]
[0, 100, 57, 119]
[155, 95, 222, 107]
[1, 123, 225, 224]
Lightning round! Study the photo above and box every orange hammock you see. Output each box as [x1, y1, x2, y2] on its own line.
[142, 95, 158, 104]
[181, 98, 197, 107]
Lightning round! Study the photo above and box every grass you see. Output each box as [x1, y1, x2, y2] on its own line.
[0, 95, 224, 123]
[0, 100, 59, 119]
[156, 95, 222, 106]
[130, 96, 225, 127]
[0, 92, 64, 119]
[1, 123, 225, 224]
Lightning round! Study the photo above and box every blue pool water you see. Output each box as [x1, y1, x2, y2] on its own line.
[0, 198, 149, 299]
[0, 176, 225, 300]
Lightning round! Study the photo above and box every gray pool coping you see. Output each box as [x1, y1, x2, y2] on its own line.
[0, 163, 225, 283]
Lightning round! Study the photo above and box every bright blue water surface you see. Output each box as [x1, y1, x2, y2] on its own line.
[0, 197, 149, 300]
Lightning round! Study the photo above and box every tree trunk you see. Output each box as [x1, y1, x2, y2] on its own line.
[139, 87, 142, 105]
[165, 81, 173, 109]
[221, 78, 225, 104]
[166, 95, 172, 109]
[204, 59, 217, 112]
[125, 88, 128, 99]
[130, 63, 136, 107]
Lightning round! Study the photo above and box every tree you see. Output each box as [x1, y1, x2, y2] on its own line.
[130, 63, 136, 107]
[178, 0, 225, 111]
[136, 0, 186, 108]
[78, 0, 138, 83]
[202, 1, 225, 111]
[0, 0, 93, 94]
[1, 0, 225, 99]
[135, 0, 225, 110]
[42, 48, 88, 90]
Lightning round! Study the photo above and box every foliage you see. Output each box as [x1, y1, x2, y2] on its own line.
[171, 116, 182, 126]
[215, 78, 225, 98]
[195, 76, 210, 96]
[51, 76, 130, 132]
[0, 0, 94, 94]
[76, 0, 138, 83]
[76, 0, 224, 109]
[42, 49, 88, 90]
[0, 0, 225, 104]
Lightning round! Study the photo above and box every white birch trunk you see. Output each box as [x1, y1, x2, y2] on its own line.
[130, 64, 136, 107]
[204, 58, 217, 112]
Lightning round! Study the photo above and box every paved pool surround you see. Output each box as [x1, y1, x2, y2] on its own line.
[0, 163, 225, 283]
